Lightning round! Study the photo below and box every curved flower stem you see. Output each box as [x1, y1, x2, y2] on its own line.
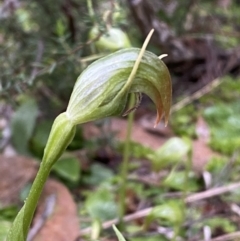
[7, 113, 76, 241]
[22, 162, 52, 236]
[119, 94, 135, 228]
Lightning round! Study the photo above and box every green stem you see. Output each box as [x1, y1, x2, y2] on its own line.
[87, 0, 95, 21]
[7, 113, 76, 241]
[119, 94, 135, 228]
[22, 162, 52, 234]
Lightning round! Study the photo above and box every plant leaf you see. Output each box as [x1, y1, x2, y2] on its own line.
[85, 187, 118, 222]
[147, 137, 191, 171]
[52, 155, 81, 183]
[11, 98, 38, 155]
[113, 225, 127, 241]
[145, 201, 185, 228]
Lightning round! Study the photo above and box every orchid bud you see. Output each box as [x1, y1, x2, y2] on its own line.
[66, 47, 171, 127]
[42, 112, 76, 168]
[89, 26, 131, 51]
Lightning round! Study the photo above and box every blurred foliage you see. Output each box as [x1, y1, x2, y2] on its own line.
[204, 217, 237, 234]
[163, 169, 200, 192]
[0, 0, 131, 106]
[52, 154, 81, 184]
[85, 186, 118, 222]
[82, 163, 114, 186]
[147, 137, 191, 171]
[170, 105, 198, 138]
[172, 76, 240, 155]
[204, 100, 240, 155]
[11, 97, 38, 155]
[117, 141, 153, 159]
[205, 156, 228, 174]
[145, 201, 185, 227]
[154, 0, 240, 46]
[0, 206, 19, 222]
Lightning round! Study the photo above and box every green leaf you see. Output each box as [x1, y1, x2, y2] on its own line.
[145, 201, 185, 228]
[163, 169, 200, 192]
[11, 98, 38, 155]
[30, 120, 52, 158]
[83, 163, 114, 186]
[85, 187, 118, 222]
[204, 217, 237, 233]
[205, 156, 227, 174]
[147, 137, 191, 171]
[52, 155, 81, 183]
[203, 101, 240, 155]
[0, 205, 19, 222]
[113, 225, 127, 241]
[170, 105, 197, 137]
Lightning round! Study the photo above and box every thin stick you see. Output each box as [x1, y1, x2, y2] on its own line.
[185, 182, 240, 203]
[199, 231, 240, 241]
[171, 77, 222, 113]
[79, 182, 240, 236]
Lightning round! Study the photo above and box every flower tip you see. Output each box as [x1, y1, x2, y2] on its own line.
[164, 118, 169, 127]
[153, 111, 162, 128]
[154, 113, 170, 128]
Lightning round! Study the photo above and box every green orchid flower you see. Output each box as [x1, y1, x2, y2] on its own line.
[7, 29, 171, 241]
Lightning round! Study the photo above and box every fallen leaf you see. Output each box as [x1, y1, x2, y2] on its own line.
[111, 118, 169, 150]
[0, 155, 38, 206]
[83, 118, 169, 150]
[193, 117, 220, 172]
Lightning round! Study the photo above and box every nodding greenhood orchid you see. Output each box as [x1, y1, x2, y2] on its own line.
[7, 29, 171, 241]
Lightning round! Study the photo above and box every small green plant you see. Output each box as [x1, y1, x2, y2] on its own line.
[7, 30, 172, 241]
[113, 225, 127, 241]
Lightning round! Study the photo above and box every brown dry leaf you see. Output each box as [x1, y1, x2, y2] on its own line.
[83, 118, 170, 150]
[111, 118, 170, 150]
[84, 118, 171, 149]
[31, 179, 79, 241]
[192, 117, 220, 172]
[0, 154, 38, 206]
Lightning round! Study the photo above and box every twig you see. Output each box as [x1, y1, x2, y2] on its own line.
[230, 203, 240, 217]
[171, 77, 222, 113]
[79, 182, 240, 236]
[199, 231, 240, 241]
[184, 182, 240, 203]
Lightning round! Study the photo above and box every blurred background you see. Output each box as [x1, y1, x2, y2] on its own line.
[1, 0, 240, 240]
